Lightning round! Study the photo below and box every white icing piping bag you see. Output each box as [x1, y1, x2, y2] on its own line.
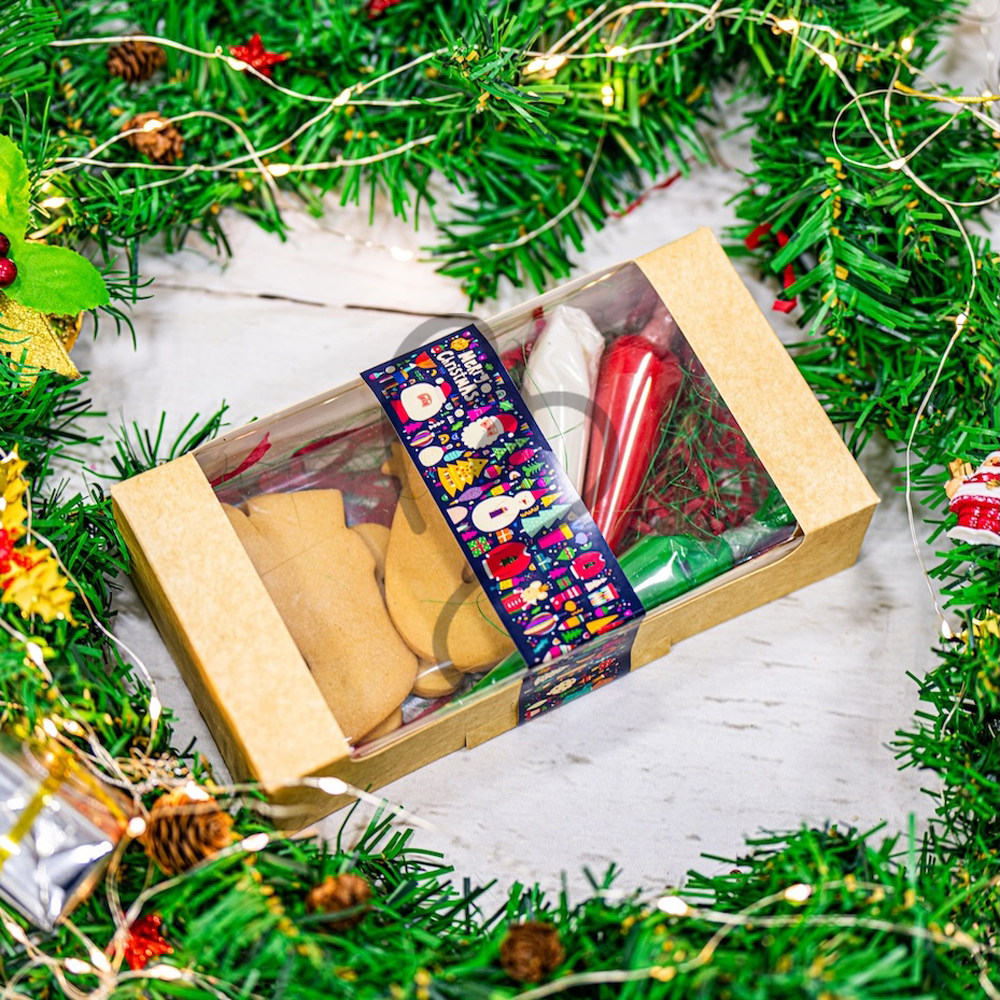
[521, 305, 604, 493]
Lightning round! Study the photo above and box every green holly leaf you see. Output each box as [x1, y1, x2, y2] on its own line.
[0, 134, 30, 239]
[7, 241, 109, 313]
[0, 134, 109, 315]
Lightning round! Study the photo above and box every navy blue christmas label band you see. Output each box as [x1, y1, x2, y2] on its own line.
[362, 325, 644, 669]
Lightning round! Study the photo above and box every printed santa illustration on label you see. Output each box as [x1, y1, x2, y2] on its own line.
[461, 412, 518, 449]
[397, 381, 450, 422]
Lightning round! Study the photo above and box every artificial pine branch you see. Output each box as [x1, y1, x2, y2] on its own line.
[0, 1, 997, 997]
[3, 0, 976, 309]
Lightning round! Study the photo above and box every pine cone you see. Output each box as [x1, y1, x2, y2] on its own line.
[500, 921, 565, 983]
[305, 874, 372, 929]
[121, 111, 183, 165]
[107, 39, 167, 83]
[142, 787, 234, 874]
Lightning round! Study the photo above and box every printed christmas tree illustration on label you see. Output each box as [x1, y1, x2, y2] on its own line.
[522, 504, 572, 537]
[438, 458, 489, 497]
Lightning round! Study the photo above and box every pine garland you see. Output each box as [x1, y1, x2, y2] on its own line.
[0, 0, 997, 997]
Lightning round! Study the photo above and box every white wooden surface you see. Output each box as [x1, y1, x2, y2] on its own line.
[72, 9, 996, 904]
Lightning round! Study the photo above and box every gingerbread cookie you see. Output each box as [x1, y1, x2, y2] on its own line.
[222, 490, 417, 740]
[351, 522, 390, 590]
[359, 705, 403, 743]
[411, 659, 462, 699]
[382, 445, 514, 671]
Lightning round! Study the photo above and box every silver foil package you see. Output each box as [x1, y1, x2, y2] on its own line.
[0, 739, 129, 930]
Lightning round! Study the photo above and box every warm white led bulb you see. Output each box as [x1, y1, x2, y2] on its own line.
[127, 816, 148, 838]
[784, 882, 813, 903]
[2, 917, 29, 944]
[182, 780, 211, 801]
[657, 896, 691, 917]
[317, 775, 348, 796]
[241, 832, 270, 852]
[147, 964, 187, 981]
[88, 947, 113, 973]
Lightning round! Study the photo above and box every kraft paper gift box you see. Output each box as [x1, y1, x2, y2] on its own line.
[112, 228, 878, 827]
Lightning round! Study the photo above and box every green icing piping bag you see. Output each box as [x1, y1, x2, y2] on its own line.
[464, 491, 796, 696]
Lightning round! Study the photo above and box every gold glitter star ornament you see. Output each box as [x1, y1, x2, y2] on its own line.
[0, 132, 107, 381]
[0, 449, 76, 623]
[0, 291, 80, 380]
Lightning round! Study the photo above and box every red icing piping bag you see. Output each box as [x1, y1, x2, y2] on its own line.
[582, 335, 683, 553]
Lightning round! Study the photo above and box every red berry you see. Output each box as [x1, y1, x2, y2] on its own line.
[0, 233, 9, 256]
[0, 258, 16, 288]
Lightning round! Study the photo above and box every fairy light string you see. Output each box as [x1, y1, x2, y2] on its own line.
[30, 11, 993, 773]
[40, 3, 995, 283]
[2, 440, 160, 751]
[0, 5, 992, 996]
[512, 878, 1000, 1000]
[835, 58, 991, 635]
[40, 3, 993, 634]
[0, 749, 468, 999]
[2, 834, 994, 1000]
[21, 520, 165, 751]
[29, 10, 934, 194]
[39, 3, 995, 268]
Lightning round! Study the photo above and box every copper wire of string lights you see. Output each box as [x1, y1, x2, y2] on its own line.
[0, 7, 991, 995]
[44, 7, 995, 265]
[45, 5, 997, 627]
[510, 879, 1000, 1000]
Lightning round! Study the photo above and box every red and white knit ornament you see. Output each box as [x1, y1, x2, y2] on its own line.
[948, 451, 1000, 546]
